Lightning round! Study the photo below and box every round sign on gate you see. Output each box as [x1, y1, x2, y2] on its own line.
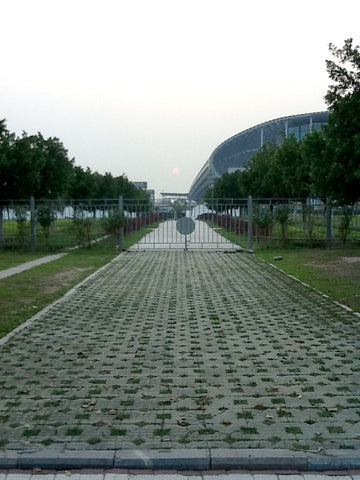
[176, 217, 195, 235]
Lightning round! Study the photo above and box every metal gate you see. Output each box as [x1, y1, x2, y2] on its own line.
[128, 200, 247, 250]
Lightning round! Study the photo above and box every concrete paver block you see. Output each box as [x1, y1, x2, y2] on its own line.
[0, 242, 359, 469]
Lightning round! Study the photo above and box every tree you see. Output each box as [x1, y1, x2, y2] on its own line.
[37, 135, 74, 198]
[322, 38, 360, 204]
[274, 135, 310, 198]
[0, 120, 14, 199]
[203, 170, 244, 211]
[0, 125, 74, 200]
[301, 129, 328, 200]
[325, 38, 360, 108]
[70, 166, 98, 199]
[311, 96, 360, 204]
[2, 132, 44, 199]
[240, 143, 279, 197]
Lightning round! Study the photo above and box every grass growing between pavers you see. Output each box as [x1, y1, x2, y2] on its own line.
[0, 242, 116, 339]
[0, 251, 359, 452]
[0, 228, 151, 339]
[255, 248, 360, 313]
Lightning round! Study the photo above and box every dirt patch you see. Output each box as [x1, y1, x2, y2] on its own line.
[306, 256, 360, 282]
[327, 258, 360, 283]
[341, 256, 360, 263]
[42, 266, 93, 294]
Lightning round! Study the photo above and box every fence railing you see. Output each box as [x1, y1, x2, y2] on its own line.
[196, 197, 360, 248]
[0, 197, 164, 251]
[0, 197, 359, 251]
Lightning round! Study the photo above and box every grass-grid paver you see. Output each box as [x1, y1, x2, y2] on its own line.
[0, 250, 359, 452]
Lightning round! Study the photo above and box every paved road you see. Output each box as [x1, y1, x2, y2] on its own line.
[0, 246, 359, 458]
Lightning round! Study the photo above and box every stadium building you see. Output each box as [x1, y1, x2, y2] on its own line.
[188, 111, 328, 201]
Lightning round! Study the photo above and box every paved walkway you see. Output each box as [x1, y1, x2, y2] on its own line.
[0, 254, 67, 280]
[0, 219, 360, 470]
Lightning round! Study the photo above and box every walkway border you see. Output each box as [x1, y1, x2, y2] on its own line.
[0, 448, 360, 470]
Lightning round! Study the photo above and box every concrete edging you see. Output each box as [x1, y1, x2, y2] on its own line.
[0, 448, 360, 471]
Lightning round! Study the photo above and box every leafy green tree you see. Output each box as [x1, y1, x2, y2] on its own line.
[203, 170, 244, 211]
[337, 206, 353, 246]
[102, 210, 125, 235]
[3, 132, 44, 199]
[321, 94, 360, 204]
[320, 38, 360, 204]
[240, 143, 278, 197]
[274, 135, 310, 198]
[325, 38, 360, 108]
[0, 125, 74, 200]
[94, 171, 117, 198]
[37, 204, 55, 246]
[0, 120, 14, 199]
[275, 204, 290, 244]
[301, 128, 327, 200]
[70, 166, 98, 199]
[37, 135, 74, 198]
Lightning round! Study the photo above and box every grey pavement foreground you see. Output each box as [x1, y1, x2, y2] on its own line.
[0, 245, 360, 470]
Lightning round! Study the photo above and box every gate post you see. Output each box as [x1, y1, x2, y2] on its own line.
[118, 196, 124, 252]
[326, 198, 333, 249]
[248, 195, 253, 250]
[0, 206, 3, 246]
[30, 196, 36, 251]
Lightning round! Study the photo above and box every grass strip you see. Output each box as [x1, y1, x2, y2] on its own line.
[0, 252, 48, 270]
[256, 248, 360, 313]
[0, 225, 155, 338]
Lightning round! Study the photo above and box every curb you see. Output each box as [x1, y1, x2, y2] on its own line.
[1, 449, 360, 471]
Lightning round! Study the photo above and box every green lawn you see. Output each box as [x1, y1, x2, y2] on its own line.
[0, 252, 48, 270]
[256, 248, 360, 313]
[0, 225, 156, 338]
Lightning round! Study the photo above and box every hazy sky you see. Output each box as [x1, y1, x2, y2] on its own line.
[1, 0, 359, 197]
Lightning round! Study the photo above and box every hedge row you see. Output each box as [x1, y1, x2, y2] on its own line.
[197, 213, 249, 234]
[124, 213, 165, 235]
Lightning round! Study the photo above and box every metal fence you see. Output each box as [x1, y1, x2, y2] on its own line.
[0, 197, 359, 251]
[197, 198, 360, 248]
[0, 197, 162, 251]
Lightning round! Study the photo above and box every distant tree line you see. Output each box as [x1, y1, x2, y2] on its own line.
[204, 38, 360, 207]
[0, 124, 149, 202]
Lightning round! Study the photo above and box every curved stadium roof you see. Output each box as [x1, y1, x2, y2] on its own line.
[188, 111, 329, 201]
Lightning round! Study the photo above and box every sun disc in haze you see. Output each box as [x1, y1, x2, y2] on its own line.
[172, 167, 179, 175]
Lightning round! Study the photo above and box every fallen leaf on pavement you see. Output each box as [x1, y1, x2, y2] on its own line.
[177, 418, 190, 426]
